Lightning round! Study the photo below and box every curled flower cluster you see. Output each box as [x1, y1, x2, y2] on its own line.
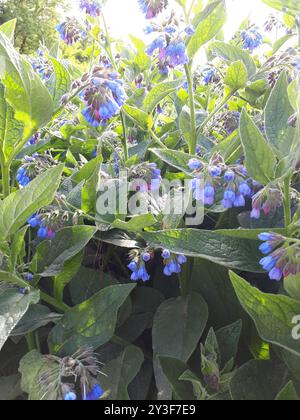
[79, 0, 101, 17]
[188, 156, 253, 209]
[27, 132, 41, 146]
[259, 233, 300, 281]
[128, 252, 152, 282]
[19, 273, 34, 295]
[138, 0, 168, 19]
[162, 249, 187, 277]
[241, 27, 263, 52]
[28, 214, 56, 240]
[16, 154, 57, 188]
[202, 68, 218, 85]
[129, 162, 162, 192]
[16, 166, 31, 187]
[57, 18, 85, 45]
[29, 50, 53, 81]
[82, 69, 127, 126]
[251, 187, 283, 219]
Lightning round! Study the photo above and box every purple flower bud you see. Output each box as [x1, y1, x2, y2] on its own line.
[188, 159, 202, 171]
[209, 166, 222, 178]
[269, 267, 283, 281]
[142, 252, 151, 262]
[162, 249, 171, 260]
[239, 182, 252, 197]
[251, 208, 261, 219]
[177, 255, 187, 265]
[234, 195, 245, 208]
[224, 170, 235, 183]
[64, 392, 77, 401]
[128, 261, 138, 272]
[259, 242, 274, 255]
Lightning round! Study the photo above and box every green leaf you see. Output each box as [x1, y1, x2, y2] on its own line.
[47, 58, 71, 108]
[0, 164, 63, 240]
[216, 320, 242, 369]
[239, 109, 276, 185]
[0, 289, 40, 351]
[53, 252, 83, 301]
[276, 381, 299, 400]
[0, 84, 24, 160]
[142, 229, 263, 272]
[150, 148, 198, 175]
[215, 228, 287, 240]
[32, 226, 96, 277]
[153, 292, 208, 362]
[8, 226, 28, 273]
[285, 274, 300, 301]
[123, 104, 153, 131]
[19, 350, 58, 400]
[112, 214, 157, 233]
[211, 41, 256, 77]
[0, 32, 53, 133]
[230, 360, 286, 400]
[187, 0, 227, 59]
[0, 374, 22, 401]
[143, 80, 183, 114]
[11, 304, 61, 337]
[230, 271, 300, 357]
[262, 0, 300, 13]
[100, 346, 144, 400]
[158, 357, 195, 400]
[265, 71, 295, 158]
[0, 19, 17, 43]
[224, 61, 248, 91]
[48, 284, 136, 354]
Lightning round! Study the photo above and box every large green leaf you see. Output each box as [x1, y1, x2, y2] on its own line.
[100, 346, 144, 400]
[0, 84, 24, 159]
[0, 19, 17, 43]
[211, 41, 256, 77]
[47, 58, 71, 108]
[142, 229, 263, 272]
[230, 272, 300, 357]
[187, 0, 227, 59]
[0, 164, 63, 240]
[150, 148, 200, 175]
[153, 292, 208, 362]
[48, 284, 136, 354]
[239, 110, 276, 185]
[224, 61, 248, 91]
[262, 0, 300, 13]
[123, 104, 152, 131]
[276, 381, 299, 400]
[143, 80, 183, 114]
[0, 32, 53, 133]
[32, 226, 96, 277]
[0, 289, 40, 351]
[230, 360, 286, 400]
[19, 350, 58, 400]
[265, 71, 295, 158]
[112, 214, 157, 233]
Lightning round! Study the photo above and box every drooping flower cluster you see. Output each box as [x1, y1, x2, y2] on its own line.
[129, 162, 162, 192]
[27, 132, 41, 146]
[37, 347, 104, 401]
[258, 233, 300, 281]
[79, 0, 101, 17]
[29, 50, 53, 81]
[57, 18, 85, 45]
[27, 206, 70, 241]
[202, 67, 218, 86]
[162, 249, 187, 277]
[128, 248, 187, 282]
[188, 155, 254, 209]
[28, 214, 56, 240]
[241, 27, 263, 52]
[16, 154, 57, 188]
[138, 0, 168, 19]
[81, 68, 127, 127]
[128, 251, 152, 282]
[251, 187, 283, 219]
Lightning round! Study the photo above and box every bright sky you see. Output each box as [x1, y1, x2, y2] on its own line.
[96, 0, 276, 40]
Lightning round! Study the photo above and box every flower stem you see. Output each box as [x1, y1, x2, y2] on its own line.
[184, 64, 197, 155]
[26, 332, 36, 352]
[284, 176, 292, 228]
[40, 291, 70, 313]
[149, 129, 168, 149]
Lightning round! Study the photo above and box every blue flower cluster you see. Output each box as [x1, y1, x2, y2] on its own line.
[138, 0, 168, 19]
[128, 253, 151, 282]
[16, 166, 31, 187]
[57, 19, 85, 45]
[64, 384, 103, 401]
[203, 68, 216, 85]
[251, 187, 283, 220]
[162, 250, 187, 277]
[29, 50, 53, 81]
[82, 71, 127, 127]
[79, 0, 101, 17]
[188, 159, 253, 209]
[258, 233, 289, 281]
[241, 27, 263, 52]
[28, 214, 56, 240]
[146, 36, 189, 74]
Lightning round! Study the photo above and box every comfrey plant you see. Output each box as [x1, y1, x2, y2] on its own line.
[1, 0, 300, 402]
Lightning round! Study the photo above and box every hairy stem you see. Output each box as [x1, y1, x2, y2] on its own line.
[198, 92, 235, 135]
[284, 176, 292, 228]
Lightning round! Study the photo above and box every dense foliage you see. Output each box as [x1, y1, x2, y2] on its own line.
[0, 0, 300, 401]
